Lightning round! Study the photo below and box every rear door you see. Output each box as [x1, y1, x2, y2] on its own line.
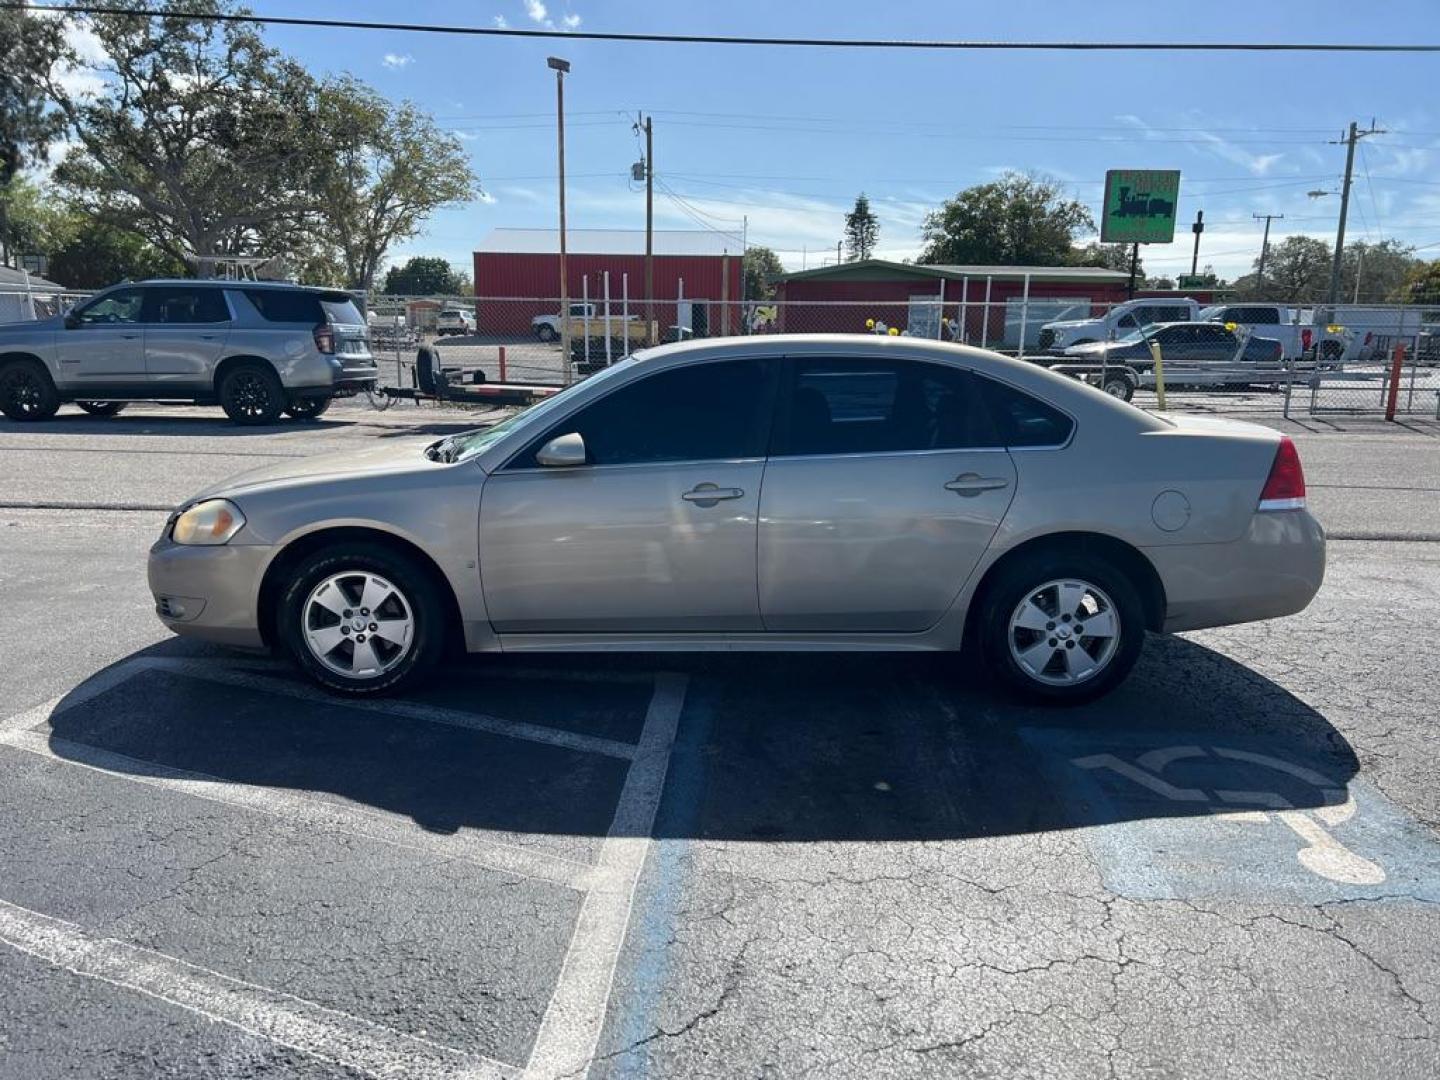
[53, 287, 147, 388]
[141, 285, 232, 388]
[757, 355, 1018, 632]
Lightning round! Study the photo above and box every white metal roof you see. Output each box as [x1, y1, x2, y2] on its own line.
[476, 228, 744, 257]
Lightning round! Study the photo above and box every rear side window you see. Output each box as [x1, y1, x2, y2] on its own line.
[145, 286, 229, 324]
[977, 377, 1074, 448]
[774, 358, 995, 457]
[245, 289, 362, 325]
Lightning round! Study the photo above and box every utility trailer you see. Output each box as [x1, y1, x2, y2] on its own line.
[375, 346, 561, 408]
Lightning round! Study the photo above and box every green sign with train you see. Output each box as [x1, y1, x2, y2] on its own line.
[1100, 169, 1181, 244]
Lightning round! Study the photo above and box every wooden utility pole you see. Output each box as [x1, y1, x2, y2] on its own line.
[644, 114, 654, 345]
[1253, 212, 1283, 289]
[548, 57, 572, 379]
[1326, 120, 1384, 307]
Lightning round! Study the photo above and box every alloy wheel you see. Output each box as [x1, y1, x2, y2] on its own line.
[230, 372, 272, 419]
[302, 571, 415, 679]
[2, 369, 43, 416]
[1007, 578, 1121, 686]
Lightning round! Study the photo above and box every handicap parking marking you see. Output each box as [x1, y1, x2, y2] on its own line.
[1023, 727, 1440, 904]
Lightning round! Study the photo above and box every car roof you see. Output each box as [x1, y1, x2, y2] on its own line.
[131, 278, 348, 293]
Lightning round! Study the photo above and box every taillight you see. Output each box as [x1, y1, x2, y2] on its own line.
[313, 323, 335, 355]
[1258, 436, 1306, 511]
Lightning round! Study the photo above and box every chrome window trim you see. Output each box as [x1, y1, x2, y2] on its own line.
[498, 456, 768, 477]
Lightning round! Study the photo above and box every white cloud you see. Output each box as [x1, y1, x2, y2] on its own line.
[1117, 114, 1286, 176]
[52, 19, 108, 99]
[452, 130, 481, 142]
[521, 1, 581, 31]
[478, 190, 498, 204]
[382, 53, 413, 69]
[493, 15, 509, 28]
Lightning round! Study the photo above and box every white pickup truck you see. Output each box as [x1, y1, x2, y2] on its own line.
[532, 303, 596, 342]
[1038, 297, 1201, 353]
[1198, 303, 1352, 364]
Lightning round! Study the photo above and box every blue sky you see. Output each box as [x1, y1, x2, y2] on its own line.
[216, 1, 1440, 278]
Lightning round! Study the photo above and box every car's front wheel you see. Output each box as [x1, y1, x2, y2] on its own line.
[0, 359, 60, 421]
[978, 552, 1145, 704]
[535, 324, 557, 342]
[279, 543, 447, 695]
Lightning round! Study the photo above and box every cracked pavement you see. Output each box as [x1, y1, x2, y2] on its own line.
[1, 404, 1437, 1078]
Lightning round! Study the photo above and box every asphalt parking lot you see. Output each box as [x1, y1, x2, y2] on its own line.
[1, 398, 1438, 1079]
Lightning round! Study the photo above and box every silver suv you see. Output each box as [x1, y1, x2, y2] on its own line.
[0, 279, 378, 424]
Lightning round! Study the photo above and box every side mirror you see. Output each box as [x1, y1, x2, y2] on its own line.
[63, 312, 80, 329]
[536, 432, 586, 467]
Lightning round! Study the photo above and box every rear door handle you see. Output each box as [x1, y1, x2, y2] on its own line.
[945, 473, 1010, 496]
[682, 483, 745, 506]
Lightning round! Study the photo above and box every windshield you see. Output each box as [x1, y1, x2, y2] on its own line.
[427, 358, 639, 464]
[1114, 325, 1160, 344]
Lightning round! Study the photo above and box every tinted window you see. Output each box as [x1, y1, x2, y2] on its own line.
[519, 359, 773, 467]
[145, 286, 229, 324]
[776, 359, 993, 457]
[1115, 313, 1138, 329]
[1154, 326, 1192, 346]
[1195, 325, 1236, 346]
[245, 289, 363, 325]
[76, 288, 144, 325]
[976, 377, 1074, 448]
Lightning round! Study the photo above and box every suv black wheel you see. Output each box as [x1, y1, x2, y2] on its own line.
[0, 359, 61, 421]
[219, 362, 285, 425]
[284, 395, 332, 420]
[278, 543, 448, 695]
[977, 550, 1146, 705]
[76, 400, 127, 417]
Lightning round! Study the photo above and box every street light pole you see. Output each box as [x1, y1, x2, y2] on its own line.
[548, 56, 571, 381]
[1253, 212, 1283, 290]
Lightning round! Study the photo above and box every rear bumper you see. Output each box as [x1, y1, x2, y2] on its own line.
[1146, 509, 1326, 633]
[148, 536, 272, 649]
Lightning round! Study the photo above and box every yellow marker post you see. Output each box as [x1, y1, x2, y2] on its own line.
[1148, 340, 1167, 410]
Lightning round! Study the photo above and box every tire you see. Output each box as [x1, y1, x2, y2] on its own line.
[284, 395, 332, 420]
[76, 400, 127, 417]
[535, 323, 557, 342]
[278, 543, 448, 696]
[1101, 374, 1134, 402]
[0, 359, 61, 421]
[218, 362, 285, 425]
[976, 550, 1146, 705]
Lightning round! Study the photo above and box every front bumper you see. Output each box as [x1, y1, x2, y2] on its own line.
[1145, 509, 1326, 633]
[148, 536, 273, 649]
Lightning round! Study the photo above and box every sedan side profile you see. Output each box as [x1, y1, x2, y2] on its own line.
[148, 335, 1324, 704]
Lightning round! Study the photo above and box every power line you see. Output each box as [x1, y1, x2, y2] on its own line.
[16, 5, 1440, 52]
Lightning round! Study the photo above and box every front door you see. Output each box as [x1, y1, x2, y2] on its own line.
[141, 285, 233, 388]
[54, 287, 147, 388]
[758, 356, 1017, 632]
[480, 356, 777, 633]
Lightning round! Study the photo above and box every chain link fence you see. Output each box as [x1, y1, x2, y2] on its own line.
[3, 282, 1435, 420]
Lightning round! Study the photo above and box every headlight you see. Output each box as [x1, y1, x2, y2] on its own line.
[171, 499, 246, 545]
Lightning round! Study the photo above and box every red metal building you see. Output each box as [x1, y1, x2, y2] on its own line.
[473, 228, 744, 336]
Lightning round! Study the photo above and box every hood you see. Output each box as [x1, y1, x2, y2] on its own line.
[1045, 318, 1099, 331]
[189, 437, 444, 503]
[0, 313, 64, 333]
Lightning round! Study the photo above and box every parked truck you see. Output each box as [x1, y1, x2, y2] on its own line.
[1198, 303, 1353, 365]
[1038, 297, 1202, 353]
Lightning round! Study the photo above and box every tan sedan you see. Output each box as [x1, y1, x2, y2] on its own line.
[148, 335, 1324, 703]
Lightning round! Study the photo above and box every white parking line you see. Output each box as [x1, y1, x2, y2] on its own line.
[0, 728, 593, 892]
[0, 897, 514, 1080]
[142, 657, 640, 761]
[517, 672, 688, 1080]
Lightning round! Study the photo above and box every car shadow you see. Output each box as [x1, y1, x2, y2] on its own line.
[0, 411, 347, 437]
[43, 634, 1358, 844]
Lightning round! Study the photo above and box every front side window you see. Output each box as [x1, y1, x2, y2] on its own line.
[516, 358, 774, 467]
[145, 287, 230, 324]
[1115, 313, 1138, 330]
[775, 358, 992, 457]
[75, 288, 145, 326]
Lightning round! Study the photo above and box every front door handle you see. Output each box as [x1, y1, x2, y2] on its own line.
[682, 483, 745, 507]
[121, 334, 140, 340]
[945, 473, 1010, 497]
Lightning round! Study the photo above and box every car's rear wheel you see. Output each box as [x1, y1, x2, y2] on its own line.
[0, 359, 60, 421]
[284, 395, 332, 420]
[76, 400, 127, 417]
[279, 543, 447, 695]
[219, 362, 285, 425]
[535, 324, 556, 342]
[977, 552, 1146, 704]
